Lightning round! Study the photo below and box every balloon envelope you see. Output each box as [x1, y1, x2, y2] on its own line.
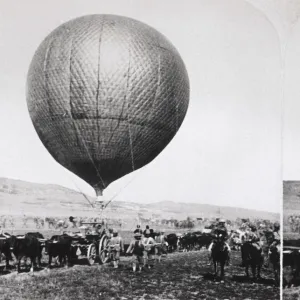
[26, 14, 190, 195]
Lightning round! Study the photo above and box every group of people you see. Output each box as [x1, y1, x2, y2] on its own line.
[59, 216, 280, 272]
[207, 218, 281, 267]
[107, 225, 168, 272]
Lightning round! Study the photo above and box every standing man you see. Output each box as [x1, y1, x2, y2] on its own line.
[68, 216, 77, 228]
[108, 229, 124, 268]
[143, 225, 150, 236]
[155, 231, 168, 263]
[265, 222, 280, 266]
[126, 231, 144, 272]
[134, 225, 142, 235]
[142, 229, 156, 269]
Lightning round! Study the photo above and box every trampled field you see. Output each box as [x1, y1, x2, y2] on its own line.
[0, 250, 279, 300]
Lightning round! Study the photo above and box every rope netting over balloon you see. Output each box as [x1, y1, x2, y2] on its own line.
[26, 14, 190, 214]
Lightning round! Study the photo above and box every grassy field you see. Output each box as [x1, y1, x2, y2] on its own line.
[0, 249, 279, 300]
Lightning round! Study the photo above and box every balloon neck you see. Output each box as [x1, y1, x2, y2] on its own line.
[96, 195, 105, 203]
[94, 186, 103, 197]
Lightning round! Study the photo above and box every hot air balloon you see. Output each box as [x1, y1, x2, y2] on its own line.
[26, 14, 189, 203]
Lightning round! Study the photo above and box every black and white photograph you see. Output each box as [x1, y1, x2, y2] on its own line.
[0, 1, 283, 299]
[282, 1, 300, 298]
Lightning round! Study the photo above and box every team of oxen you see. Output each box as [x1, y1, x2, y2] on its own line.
[0, 232, 74, 273]
[0, 230, 279, 286]
[0, 231, 210, 273]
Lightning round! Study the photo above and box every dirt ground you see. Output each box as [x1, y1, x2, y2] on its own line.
[0, 249, 279, 300]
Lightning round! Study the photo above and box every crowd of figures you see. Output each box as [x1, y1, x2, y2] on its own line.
[102, 219, 280, 285]
[0, 217, 280, 286]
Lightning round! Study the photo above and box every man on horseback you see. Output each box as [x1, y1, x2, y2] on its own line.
[265, 222, 280, 266]
[207, 219, 231, 266]
[241, 224, 261, 267]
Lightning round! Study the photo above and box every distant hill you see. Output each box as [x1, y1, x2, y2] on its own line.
[0, 177, 279, 221]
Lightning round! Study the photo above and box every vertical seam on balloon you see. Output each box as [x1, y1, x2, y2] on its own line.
[43, 38, 56, 158]
[69, 33, 80, 148]
[43, 39, 53, 120]
[125, 46, 135, 172]
[118, 49, 162, 171]
[68, 27, 106, 191]
[149, 52, 161, 127]
[96, 20, 104, 151]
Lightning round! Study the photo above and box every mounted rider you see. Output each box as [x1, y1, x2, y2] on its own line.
[108, 229, 124, 268]
[241, 224, 261, 266]
[207, 219, 231, 266]
[266, 222, 280, 266]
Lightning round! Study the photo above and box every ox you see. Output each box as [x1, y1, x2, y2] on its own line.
[0, 233, 12, 271]
[45, 234, 72, 268]
[8, 233, 41, 273]
[165, 233, 178, 252]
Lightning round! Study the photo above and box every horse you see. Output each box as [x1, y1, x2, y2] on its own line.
[211, 236, 229, 281]
[242, 242, 264, 281]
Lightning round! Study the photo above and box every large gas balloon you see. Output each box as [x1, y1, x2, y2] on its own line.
[26, 14, 189, 198]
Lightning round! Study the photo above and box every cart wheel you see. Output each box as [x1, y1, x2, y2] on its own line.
[87, 244, 97, 265]
[99, 235, 110, 264]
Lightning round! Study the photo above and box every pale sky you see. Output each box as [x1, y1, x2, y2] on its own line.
[0, 0, 284, 213]
[283, 18, 300, 180]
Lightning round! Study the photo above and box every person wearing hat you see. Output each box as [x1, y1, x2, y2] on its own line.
[108, 229, 124, 268]
[240, 224, 261, 267]
[134, 225, 142, 235]
[68, 216, 76, 228]
[126, 230, 144, 272]
[149, 228, 156, 239]
[155, 230, 168, 263]
[265, 222, 280, 267]
[142, 229, 156, 269]
[207, 219, 231, 266]
[143, 225, 150, 236]
[271, 222, 280, 245]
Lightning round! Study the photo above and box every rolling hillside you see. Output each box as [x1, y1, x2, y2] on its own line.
[0, 177, 279, 221]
